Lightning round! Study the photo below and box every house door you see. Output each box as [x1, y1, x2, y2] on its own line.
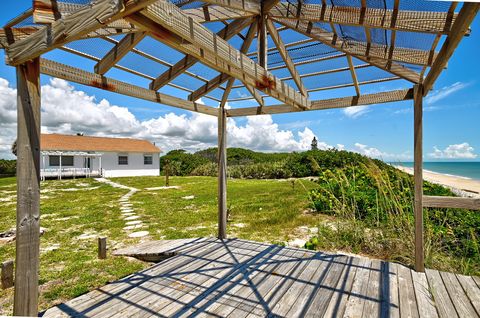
[85, 158, 91, 169]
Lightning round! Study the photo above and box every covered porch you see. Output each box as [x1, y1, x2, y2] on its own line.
[40, 151, 103, 180]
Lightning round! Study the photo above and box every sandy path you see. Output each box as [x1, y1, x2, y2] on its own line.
[395, 166, 480, 196]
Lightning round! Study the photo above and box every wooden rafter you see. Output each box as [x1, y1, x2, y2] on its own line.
[150, 17, 253, 91]
[276, 19, 421, 83]
[5, 0, 158, 66]
[269, 2, 459, 35]
[129, 2, 310, 109]
[266, 18, 308, 97]
[183, 5, 255, 23]
[276, 19, 435, 67]
[200, 0, 260, 14]
[423, 3, 480, 94]
[227, 88, 413, 117]
[95, 32, 146, 75]
[33, 0, 61, 24]
[346, 55, 360, 96]
[39, 58, 218, 116]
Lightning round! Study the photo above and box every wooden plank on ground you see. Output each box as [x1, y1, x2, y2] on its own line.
[412, 270, 438, 318]
[322, 256, 361, 317]
[188, 245, 295, 317]
[397, 265, 419, 318]
[456, 274, 480, 315]
[362, 260, 382, 317]
[102, 240, 265, 317]
[270, 251, 330, 316]
[440, 271, 477, 317]
[425, 269, 459, 318]
[342, 257, 372, 317]
[380, 261, 400, 318]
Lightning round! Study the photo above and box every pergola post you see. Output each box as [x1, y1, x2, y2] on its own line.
[14, 58, 41, 316]
[413, 84, 424, 272]
[217, 106, 227, 239]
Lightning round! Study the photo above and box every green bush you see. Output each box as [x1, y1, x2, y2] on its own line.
[307, 159, 480, 273]
[0, 160, 16, 177]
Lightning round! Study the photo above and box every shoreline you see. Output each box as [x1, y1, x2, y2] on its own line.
[394, 165, 480, 198]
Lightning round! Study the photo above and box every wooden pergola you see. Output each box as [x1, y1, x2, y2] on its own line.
[1, 0, 479, 315]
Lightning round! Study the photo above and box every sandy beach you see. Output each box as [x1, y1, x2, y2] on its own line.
[395, 166, 480, 197]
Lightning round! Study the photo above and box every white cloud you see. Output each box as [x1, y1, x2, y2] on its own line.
[354, 143, 386, 158]
[343, 105, 370, 118]
[0, 77, 325, 158]
[353, 143, 412, 161]
[425, 82, 469, 105]
[428, 143, 477, 159]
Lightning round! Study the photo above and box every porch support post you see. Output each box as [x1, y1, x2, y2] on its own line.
[414, 84, 424, 272]
[14, 58, 41, 316]
[217, 106, 227, 239]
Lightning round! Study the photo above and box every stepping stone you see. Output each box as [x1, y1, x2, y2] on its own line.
[124, 215, 140, 220]
[121, 208, 134, 213]
[126, 220, 142, 225]
[182, 195, 195, 200]
[122, 204, 133, 207]
[122, 213, 136, 217]
[123, 225, 144, 230]
[128, 231, 149, 238]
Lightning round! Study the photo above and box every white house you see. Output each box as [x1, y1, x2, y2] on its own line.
[40, 134, 161, 179]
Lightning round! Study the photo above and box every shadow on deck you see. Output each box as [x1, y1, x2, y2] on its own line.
[43, 238, 480, 317]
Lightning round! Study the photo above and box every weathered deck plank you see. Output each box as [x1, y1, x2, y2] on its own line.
[43, 238, 480, 318]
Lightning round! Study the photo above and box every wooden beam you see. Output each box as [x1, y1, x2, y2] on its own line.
[275, 19, 421, 83]
[423, 196, 480, 210]
[227, 88, 413, 117]
[1, 260, 14, 290]
[183, 5, 255, 23]
[266, 18, 308, 97]
[200, 0, 260, 14]
[98, 237, 107, 259]
[33, 0, 61, 24]
[150, 17, 252, 91]
[269, 2, 459, 34]
[347, 54, 360, 95]
[257, 15, 268, 69]
[130, 4, 310, 109]
[5, 0, 158, 66]
[217, 78, 232, 239]
[14, 58, 41, 316]
[276, 18, 434, 67]
[39, 58, 218, 116]
[95, 32, 146, 75]
[244, 84, 264, 107]
[413, 84, 424, 273]
[423, 3, 480, 94]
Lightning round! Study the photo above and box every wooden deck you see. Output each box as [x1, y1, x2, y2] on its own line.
[43, 238, 480, 317]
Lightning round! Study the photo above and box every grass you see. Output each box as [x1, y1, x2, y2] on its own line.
[0, 176, 320, 315]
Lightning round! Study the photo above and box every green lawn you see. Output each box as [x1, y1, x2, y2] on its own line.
[0, 176, 320, 315]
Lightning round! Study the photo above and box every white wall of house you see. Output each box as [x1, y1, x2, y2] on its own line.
[101, 152, 160, 177]
[40, 152, 160, 178]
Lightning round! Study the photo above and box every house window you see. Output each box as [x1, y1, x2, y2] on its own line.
[144, 155, 153, 165]
[49, 155, 74, 167]
[49, 156, 60, 167]
[118, 155, 128, 165]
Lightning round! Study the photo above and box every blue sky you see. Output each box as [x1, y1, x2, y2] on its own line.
[0, 1, 479, 161]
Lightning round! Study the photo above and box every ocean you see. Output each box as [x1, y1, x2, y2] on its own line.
[392, 162, 480, 181]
